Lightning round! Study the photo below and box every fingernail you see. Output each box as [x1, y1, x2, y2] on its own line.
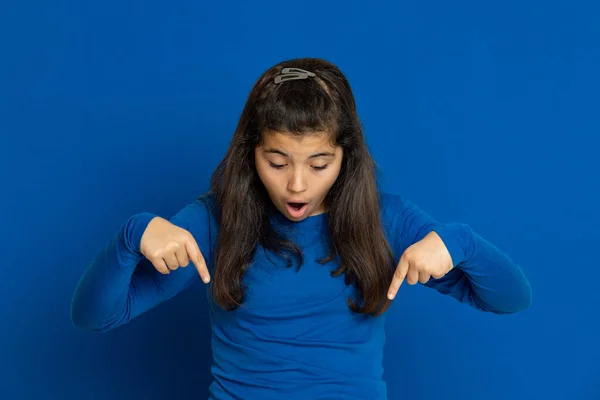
[203, 276, 210, 283]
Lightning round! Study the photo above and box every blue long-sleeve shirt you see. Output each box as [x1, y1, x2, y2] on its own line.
[71, 191, 531, 399]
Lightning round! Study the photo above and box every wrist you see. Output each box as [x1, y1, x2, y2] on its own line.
[122, 212, 157, 255]
[434, 222, 473, 267]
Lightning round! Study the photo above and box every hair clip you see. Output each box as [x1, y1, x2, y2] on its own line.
[274, 67, 316, 84]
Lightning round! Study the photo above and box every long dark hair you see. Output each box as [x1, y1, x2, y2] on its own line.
[208, 57, 395, 316]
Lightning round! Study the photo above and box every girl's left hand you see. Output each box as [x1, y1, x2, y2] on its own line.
[387, 231, 454, 300]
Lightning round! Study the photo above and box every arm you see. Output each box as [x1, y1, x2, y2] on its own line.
[384, 194, 531, 314]
[70, 199, 214, 331]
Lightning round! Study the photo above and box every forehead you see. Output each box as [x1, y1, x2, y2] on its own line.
[259, 131, 338, 156]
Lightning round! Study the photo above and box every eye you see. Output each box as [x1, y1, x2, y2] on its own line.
[269, 162, 285, 169]
[312, 165, 329, 171]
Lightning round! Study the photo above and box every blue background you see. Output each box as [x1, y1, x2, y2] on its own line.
[1, 1, 599, 399]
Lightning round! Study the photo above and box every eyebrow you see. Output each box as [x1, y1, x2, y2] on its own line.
[263, 148, 335, 159]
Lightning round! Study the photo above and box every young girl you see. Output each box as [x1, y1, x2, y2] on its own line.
[71, 58, 531, 399]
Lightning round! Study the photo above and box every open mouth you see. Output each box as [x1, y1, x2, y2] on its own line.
[286, 201, 308, 217]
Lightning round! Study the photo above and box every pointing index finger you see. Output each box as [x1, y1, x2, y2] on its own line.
[185, 238, 210, 283]
[388, 255, 409, 300]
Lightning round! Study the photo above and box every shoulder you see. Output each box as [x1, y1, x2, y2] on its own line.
[169, 191, 220, 234]
[197, 191, 219, 214]
[378, 191, 405, 209]
[378, 191, 409, 223]
[377, 190, 440, 240]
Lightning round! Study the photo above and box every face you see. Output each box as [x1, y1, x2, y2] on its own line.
[255, 131, 343, 221]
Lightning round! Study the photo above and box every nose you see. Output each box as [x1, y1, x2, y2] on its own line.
[287, 167, 307, 194]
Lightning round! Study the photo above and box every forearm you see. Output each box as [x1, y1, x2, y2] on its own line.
[429, 222, 532, 314]
[71, 198, 214, 332]
[70, 213, 156, 331]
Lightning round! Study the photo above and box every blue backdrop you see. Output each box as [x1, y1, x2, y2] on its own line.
[1, 1, 599, 399]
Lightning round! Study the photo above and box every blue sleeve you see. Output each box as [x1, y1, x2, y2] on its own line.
[70, 199, 215, 331]
[381, 193, 532, 314]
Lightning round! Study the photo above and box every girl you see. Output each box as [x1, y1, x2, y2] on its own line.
[71, 57, 531, 399]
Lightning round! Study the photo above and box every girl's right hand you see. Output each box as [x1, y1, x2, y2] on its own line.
[139, 217, 210, 283]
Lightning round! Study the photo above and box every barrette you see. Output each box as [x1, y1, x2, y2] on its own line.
[274, 67, 316, 84]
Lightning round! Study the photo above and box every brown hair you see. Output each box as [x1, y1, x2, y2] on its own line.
[207, 57, 395, 316]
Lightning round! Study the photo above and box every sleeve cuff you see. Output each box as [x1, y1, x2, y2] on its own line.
[121, 212, 157, 255]
[433, 222, 474, 267]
